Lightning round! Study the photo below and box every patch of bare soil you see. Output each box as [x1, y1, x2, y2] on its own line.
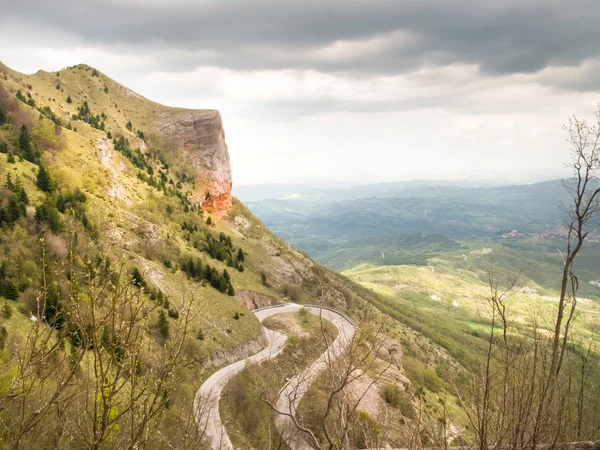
[262, 313, 309, 337]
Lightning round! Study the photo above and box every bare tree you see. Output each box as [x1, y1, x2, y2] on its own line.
[0, 242, 205, 449]
[0, 242, 87, 450]
[458, 106, 600, 450]
[553, 109, 600, 378]
[263, 316, 394, 450]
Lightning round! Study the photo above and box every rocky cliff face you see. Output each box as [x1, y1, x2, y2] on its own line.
[155, 110, 232, 216]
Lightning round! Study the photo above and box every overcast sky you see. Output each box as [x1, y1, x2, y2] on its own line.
[1, 0, 599, 186]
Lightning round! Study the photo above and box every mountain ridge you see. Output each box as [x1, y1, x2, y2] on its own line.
[0, 60, 233, 216]
[0, 60, 436, 447]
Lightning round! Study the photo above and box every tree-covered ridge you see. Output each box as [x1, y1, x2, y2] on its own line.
[0, 68, 267, 448]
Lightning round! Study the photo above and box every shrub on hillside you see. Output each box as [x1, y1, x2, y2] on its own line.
[2, 303, 12, 319]
[36, 165, 55, 193]
[34, 201, 62, 234]
[131, 267, 145, 288]
[18, 124, 36, 162]
[157, 309, 169, 340]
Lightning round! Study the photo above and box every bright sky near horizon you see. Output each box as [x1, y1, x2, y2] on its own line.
[1, 0, 599, 186]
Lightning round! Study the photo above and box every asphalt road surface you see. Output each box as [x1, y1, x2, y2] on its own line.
[195, 303, 355, 450]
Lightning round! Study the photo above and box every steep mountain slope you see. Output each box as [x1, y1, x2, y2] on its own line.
[0, 62, 457, 448]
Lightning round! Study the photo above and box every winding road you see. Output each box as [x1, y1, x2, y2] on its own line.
[194, 303, 356, 450]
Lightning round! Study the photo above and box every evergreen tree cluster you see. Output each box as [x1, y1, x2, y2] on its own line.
[14, 90, 69, 131]
[0, 263, 19, 300]
[18, 124, 38, 162]
[180, 256, 235, 296]
[130, 267, 173, 309]
[0, 174, 29, 230]
[114, 136, 198, 212]
[175, 172, 194, 185]
[203, 232, 245, 272]
[73, 101, 105, 131]
[69, 321, 125, 361]
[206, 232, 233, 261]
[39, 105, 63, 127]
[1, 145, 89, 236]
[56, 188, 90, 229]
[15, 89, 36, 107]
[114, 136, 147, 170]
[181, 220, 199, 234]
[36, 164, 55, 193]
[34, 168, 91, 233]
[34, 199, 63, 233]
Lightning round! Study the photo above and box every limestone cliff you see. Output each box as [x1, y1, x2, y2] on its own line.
[155, 110, 233, 216]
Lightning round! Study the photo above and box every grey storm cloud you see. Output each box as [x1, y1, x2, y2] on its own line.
[3, 0, 600, 81]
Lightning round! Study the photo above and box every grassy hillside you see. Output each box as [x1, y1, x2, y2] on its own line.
[0, 61, 443, 448]
[0, 59, 475, 450]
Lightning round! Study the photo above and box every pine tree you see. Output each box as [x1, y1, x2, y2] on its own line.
[34, 202, 62, 233]
[227, 283, 235, 296]
[1, 282, 18, 301]
[4, 174, 13, 190]
[13, 175, 23, 191]
[0, 263, 19, 301]
[66, 95, 72, 104]
[218, 276, 228, 293]
[203, 265, 213, 282]
[19, 188, 29, 205]
[0, 327, 7, 350]
[6, 197, 21, 224]
[0, 106, 6, 125]
[236, 248, 245, 262]
[18, 125, 34, 162]
[36, 165, 55, 193]
[157, 310, 169, 340]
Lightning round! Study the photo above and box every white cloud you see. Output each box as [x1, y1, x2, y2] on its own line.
[0, 34, 594, 186]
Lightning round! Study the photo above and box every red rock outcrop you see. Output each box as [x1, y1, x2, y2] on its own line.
[155, 110, 232, 216]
